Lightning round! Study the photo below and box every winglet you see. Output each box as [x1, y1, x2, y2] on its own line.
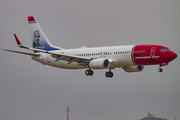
[14, 34, 28, 49]
[14, 34, 21, 45]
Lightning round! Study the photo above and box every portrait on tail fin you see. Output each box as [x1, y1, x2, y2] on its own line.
[33, 30, 44, 49]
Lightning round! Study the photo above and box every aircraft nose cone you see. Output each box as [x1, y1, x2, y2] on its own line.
[169, 51, 177, 61]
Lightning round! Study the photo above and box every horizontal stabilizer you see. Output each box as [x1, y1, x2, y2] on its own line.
[3, 49, 40, 56]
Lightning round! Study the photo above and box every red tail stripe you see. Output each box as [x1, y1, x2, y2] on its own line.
[28, 16, 36, 22]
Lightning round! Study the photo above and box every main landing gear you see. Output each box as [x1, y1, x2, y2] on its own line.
[85, 69, 114, 78]
[105, 69, 113, 78]
[85, 69, 94, 76]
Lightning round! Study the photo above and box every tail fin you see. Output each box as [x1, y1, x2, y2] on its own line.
[28, 16, 63, 51]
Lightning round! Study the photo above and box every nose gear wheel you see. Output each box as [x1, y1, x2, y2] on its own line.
[158, 68, 163, 72]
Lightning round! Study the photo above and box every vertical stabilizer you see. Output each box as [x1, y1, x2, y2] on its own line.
[28, 16, 63, 51]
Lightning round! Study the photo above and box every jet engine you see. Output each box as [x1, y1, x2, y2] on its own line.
[123, 65, 144, 72]
[89, 58, 109, 69]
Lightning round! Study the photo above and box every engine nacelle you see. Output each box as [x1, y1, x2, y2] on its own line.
[89, 58, 109, 69]
[123, 65, 144, 72]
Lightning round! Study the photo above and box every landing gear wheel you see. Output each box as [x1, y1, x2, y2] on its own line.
[85, 70, 94, 76]
[105, 72, 110, 77]
[105, 72, 113, 78]
[85, 70, 89, 75]
[158, 68, 163, 72]
[89, 70, 94, 76]
[109, 72, 113, 78]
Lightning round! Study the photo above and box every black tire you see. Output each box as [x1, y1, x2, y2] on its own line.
[85, 70, 94, 76]
[158, 68, 163, 72]
[109, 72, 113, 78]
[105, 72, 113, 78]
[105, 72, 110, 77]
[89, 70, 94, 76]
[85, 70, 90, 75]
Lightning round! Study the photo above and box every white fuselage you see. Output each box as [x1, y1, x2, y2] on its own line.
[32, 45, 135, 69]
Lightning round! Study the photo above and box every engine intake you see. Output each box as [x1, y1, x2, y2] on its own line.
[89, 58, 109, 69]
[123, 65, 144, 72]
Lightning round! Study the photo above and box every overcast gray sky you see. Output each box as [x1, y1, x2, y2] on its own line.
[0, 0, 180, 120]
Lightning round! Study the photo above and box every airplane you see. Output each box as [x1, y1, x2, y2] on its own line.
[3, 16, 177, 78]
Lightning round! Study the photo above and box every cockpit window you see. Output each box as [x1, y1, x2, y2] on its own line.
[160, 49, 170, 52]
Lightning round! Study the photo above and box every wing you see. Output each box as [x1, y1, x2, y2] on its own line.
[50, 52, 91, 65]
[4, 34, 91, 66]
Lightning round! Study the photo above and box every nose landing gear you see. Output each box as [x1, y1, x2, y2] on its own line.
[158, 63, 169, 72]
[158, 67, 163, 72]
